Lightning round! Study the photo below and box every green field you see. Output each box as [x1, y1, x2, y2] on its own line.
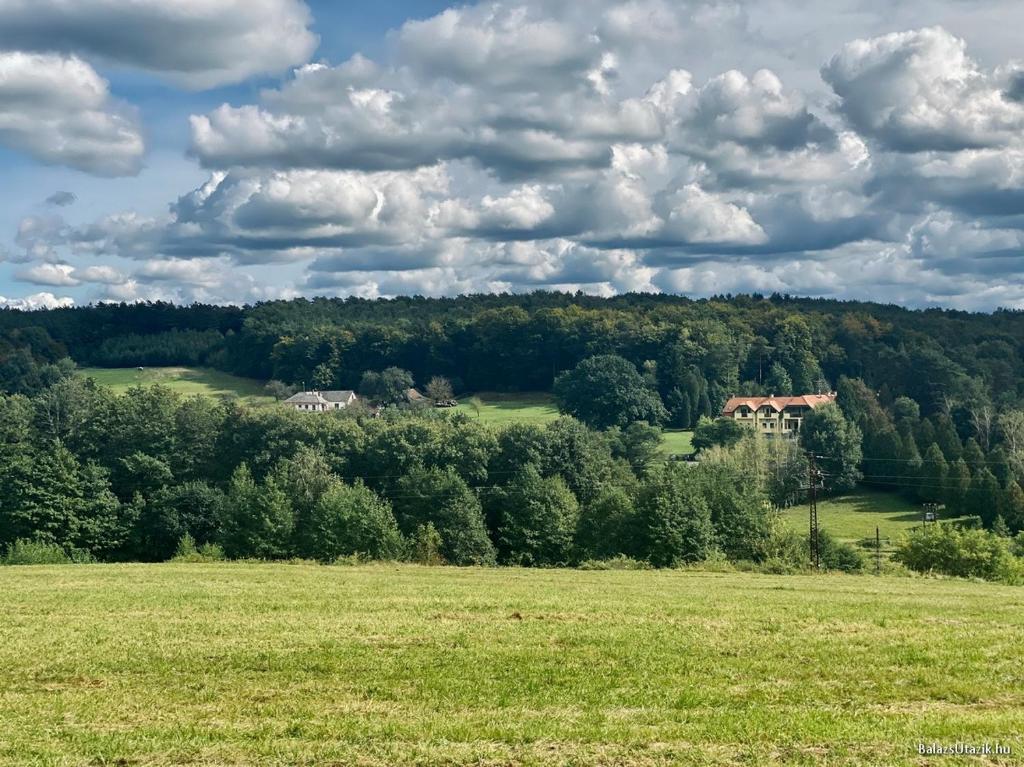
[661, 428, 695, 455]
[781, 489, 933, 545]
[1, 564, 1021, 766]
[454, 391, 561, 423]
[455, 392, 695, 455]
[79, 367, 272, 404]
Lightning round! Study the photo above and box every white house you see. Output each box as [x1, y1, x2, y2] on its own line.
[283, 390, 358, 412]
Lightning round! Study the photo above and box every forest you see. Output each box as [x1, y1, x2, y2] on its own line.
[2, 292, 1024, 579]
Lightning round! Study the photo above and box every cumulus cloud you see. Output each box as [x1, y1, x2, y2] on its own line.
[0, 0, 317, 89]
[823, 27, 1024, 153]
[0, 52, 143, 175]
[0, 292, 74, 310]
[11, 2, 1024, 309]
[15, 262, 80, 287]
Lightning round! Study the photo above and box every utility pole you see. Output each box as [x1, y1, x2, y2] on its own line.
[808, 453, 821, 570]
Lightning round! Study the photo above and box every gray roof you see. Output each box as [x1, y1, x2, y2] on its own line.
[284, 392, 326, 404]
[321, 390, 356, 402]
[284, 390, 357, 405]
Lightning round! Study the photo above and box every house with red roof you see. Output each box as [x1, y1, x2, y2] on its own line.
[721, 392, 836, 435]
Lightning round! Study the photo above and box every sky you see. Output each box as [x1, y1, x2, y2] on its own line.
[2, 1, 1024, 311]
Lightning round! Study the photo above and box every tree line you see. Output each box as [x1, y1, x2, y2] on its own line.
[3, 292, 1024, 430]
[1, 376, 832, 569]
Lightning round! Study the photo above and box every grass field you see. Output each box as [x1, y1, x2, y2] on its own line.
[661, 428, 695, 456]
[781, 489, 935, 547]
[1, 564, 1021, 766]
[454, 391, 561, 423]
[79, 367, 273, 404]
[455, 392, 695, 456]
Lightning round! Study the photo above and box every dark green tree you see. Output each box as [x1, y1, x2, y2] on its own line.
[636, 464, 714, 566]
[392, 467, 495, 566]
[220, 464, 294, 559]
[918, 443, 948, 504]
[575, 486, 637, 560]
[304, 481, 404, 561]
[359, 367, 414, 405]
[692, 417, 747, 452]
[493, 466, 579, 566]
[800, 404, 862, 492]
[553, 354, 667, 429]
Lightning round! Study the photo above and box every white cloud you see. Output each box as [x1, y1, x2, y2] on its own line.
[823, 26, 1024, 152]
[11, 4, 1024, 310]
[0, 52, 143, 175]
[0, 291, 74, 310]
[660, 184, 767, 244]
[0, 0, 317, 89]
[15, 262, 80, 286]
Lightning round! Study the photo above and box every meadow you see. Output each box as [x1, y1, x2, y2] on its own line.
[781, 489, 935, 546]
[78, 367, 273, 404]
[1, 563, 1021, 766]
[454, 391, 561, 423]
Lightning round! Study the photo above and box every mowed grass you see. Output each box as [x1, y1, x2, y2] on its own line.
[455, 392, 695, 455]
[454, 391, 561, 423]
[781, 489, 933, 546]
[661, 429, 695, 456]
[79, 366, 273, 405]
[1, 564, 1022, 766]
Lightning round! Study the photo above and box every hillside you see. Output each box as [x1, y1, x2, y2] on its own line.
[1, 563, 1020, 766]
[78, 367, 273, 405]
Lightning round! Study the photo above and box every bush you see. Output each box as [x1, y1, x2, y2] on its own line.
[817, 530, 865, 572]
[170, 534, 226, 563]
[577, 555, 652, 570]
[410, 523, 445, 566]
[2, 539, 72, 565]
[894, 525, 1024, 584]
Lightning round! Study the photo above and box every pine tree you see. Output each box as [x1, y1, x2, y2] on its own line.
[998, 481, 1024, 534]
[968, 468, 1000, 527]
[897, 434, 922, 497]
[944, 459, 971, 516]
[963, 438, 986, 474]
[932, 413, 963, 461]
[917, 443, 948, 504]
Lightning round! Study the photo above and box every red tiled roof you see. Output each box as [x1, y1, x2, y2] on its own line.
[721, 393, 836, 415]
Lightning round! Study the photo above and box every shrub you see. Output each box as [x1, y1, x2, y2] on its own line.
[817, 530, 865, 572]
[577, 555, 652, 570]
[171, 534, 226, 563]
[410, 523, 445, 566]
[2, 539, 71, 565]
[894, 525, 1024, 584]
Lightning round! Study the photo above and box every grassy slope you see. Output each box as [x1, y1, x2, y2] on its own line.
[79, 367, 272, 404]
[1, 564, 1021, 766]
[455, 392, 695, 455]
[661, 429, 694, 455]
[781, 489, 931, 545]
[454, 391, 561, 423]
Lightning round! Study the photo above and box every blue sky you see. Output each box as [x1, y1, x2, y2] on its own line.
[2, 0, 1024, 310]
